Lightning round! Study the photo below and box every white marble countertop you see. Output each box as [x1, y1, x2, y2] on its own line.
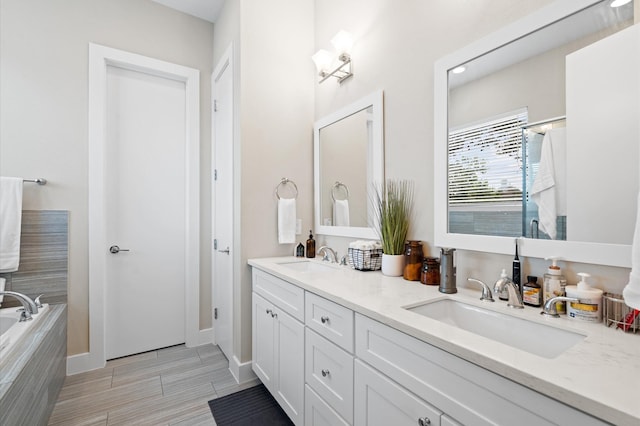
[249, 256, 640, 426]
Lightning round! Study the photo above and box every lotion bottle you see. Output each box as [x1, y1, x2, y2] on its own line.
[565, 273, 603, 323]
[543, 257, 567, 314]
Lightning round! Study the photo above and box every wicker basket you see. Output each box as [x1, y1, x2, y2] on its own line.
[603, 292, 640, 333]
[348, 247, 383, 271]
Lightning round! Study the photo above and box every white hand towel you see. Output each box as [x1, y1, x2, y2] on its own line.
[278, 198, 296, 244]
[0, 177, 23, 272]
[0, 277, 5, 306]
[530, 128, 566, 239]
[623, 192, 640, 310]
[333, 199, 350, 227]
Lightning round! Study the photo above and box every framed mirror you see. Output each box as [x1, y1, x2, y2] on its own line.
[434, 0, 637, 267]
[314, 90, 384, 239]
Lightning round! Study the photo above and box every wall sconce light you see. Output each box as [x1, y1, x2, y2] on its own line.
[312, 30, 354, 84]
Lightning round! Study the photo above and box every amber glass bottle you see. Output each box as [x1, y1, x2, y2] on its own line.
[306, 231, 316, 258]
[403, 240, 423, 281]
[421, 257, 441, 285]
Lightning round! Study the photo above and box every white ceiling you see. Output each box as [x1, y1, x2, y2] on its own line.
[152, 0, 225, 23]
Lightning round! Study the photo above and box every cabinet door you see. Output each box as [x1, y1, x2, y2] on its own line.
[274, 306, 304, 425]
[354, 360, 442, 426]
[252, 292, 275, 391]
[305, 384, 350, 426]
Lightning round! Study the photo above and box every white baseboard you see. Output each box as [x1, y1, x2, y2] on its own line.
[197, 327, 213, 346]
[66, 351, 105, 376]
[229, 355, 257, 384]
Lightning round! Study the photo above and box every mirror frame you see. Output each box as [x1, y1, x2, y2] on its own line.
[314, 90, 384, 239]
[434, 0, 632, 268]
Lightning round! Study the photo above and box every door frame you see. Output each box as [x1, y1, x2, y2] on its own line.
[211, 43, 235, 367]
[87, 43, 200, 370]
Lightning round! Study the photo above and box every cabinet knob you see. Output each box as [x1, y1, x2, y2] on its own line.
[418, 417, 431, 426]
[266, 309, 272, 315]
[321, 369, 330, 377]
[320, 315, 330, 324]
[272, 312, 278, 319]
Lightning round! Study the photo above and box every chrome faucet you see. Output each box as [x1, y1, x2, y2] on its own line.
[467, 278, 495, 302]
[493, 278, 524, 309]
[318, 246, 338, 263]
[0, 291, 39, 321]
[540, 296, 579, 317]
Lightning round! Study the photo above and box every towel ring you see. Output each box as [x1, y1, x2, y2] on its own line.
[331, 181, 349, 202]
[276, 178, 298, 200]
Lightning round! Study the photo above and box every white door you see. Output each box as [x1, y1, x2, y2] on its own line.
[104, 65, 186, 360]
[212, 46, 234, 360]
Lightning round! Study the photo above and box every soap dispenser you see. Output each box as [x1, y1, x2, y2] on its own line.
[565, 273, 603, 323]
[543, 257, 567, 314]
[495, 269, 511, 301]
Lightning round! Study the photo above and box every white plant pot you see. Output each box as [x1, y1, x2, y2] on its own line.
[381, 253, 404, 277]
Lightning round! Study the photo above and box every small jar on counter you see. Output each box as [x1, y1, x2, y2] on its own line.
[403, 240, 423, 281]
[420, 257, 440, 286]
[523, 275, 542, 307]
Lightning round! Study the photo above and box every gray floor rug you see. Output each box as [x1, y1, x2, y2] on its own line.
[208, 383, 294, 425]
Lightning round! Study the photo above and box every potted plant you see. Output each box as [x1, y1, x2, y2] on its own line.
[373, 179, 414, 276]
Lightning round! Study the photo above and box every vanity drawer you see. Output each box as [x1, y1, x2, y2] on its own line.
[252, 269, 304, 322]
[305, 328, 354, 423]
[305, 384, 350, 426]
[305, 292, 354, 352]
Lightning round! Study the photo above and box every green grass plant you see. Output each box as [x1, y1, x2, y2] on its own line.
[373, 179, 414, 255]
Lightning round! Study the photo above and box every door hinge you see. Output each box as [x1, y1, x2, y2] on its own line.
[214, 169, 218, 181]
[214, 100, 218, 112]
[214, 239, 218, 250]
[214, 308, 218, 320]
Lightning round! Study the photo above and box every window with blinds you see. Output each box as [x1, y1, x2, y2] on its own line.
[448, 109, 528, 206]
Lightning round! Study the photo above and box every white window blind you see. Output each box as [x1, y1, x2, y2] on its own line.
[448, 109, 528, 205]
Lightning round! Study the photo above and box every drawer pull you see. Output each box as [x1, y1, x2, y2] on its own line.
[272, 312, 278, 319]
[266, 308, 272, 315]
[321, 369, 330, 377]
[320, 315, 330, 324]
[418, 417, 431, 426]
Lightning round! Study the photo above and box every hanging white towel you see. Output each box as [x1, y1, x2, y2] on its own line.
[0, 177, 23, 272]
[278, 198, 296, 244]
[333, 199, 350, 227]
[0, 277, 5, 306]
[623, 192, 640, 310]
[530, 128, 566, 239]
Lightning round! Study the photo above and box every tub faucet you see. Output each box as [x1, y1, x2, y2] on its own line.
[318, 246, 338, 263]
[493, 278, 524, 309]
[0, 291, 39, 321]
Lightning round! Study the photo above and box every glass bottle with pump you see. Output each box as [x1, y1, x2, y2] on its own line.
[306, 231, 316, 258]
[543, 257, 567, 314]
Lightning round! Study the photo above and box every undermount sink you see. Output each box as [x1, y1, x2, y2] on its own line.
[277, 260, 338, 273]
[406, 299, 585, 359]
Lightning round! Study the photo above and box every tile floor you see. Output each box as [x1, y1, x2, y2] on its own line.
[48, 344, 260, 426]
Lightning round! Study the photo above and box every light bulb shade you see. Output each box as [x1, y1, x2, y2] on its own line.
[312, 49, 333, 73]
[331, 30, 354, 56]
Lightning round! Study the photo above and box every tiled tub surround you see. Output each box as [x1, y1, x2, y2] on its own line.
[0, 304, 67, 425]
[0, 210, 69, 307]
[249, 257, 640, 426]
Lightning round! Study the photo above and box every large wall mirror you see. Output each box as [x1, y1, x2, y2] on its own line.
[314, 90, 384, 239]
[434, 0, 638, 267]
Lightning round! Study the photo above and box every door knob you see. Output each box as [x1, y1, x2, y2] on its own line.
[109, 245, 130, 254]
[218, 247, 230, 254]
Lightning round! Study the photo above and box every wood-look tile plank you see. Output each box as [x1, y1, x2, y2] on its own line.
[214, 377, 262, 398]
[49, 376, 162, 425]
[170, 409, 217, 426]
[56, 375, 113, 402]
[161, 363, 223, 396]
[106, 350, 157, 369]
[111, 354, 202, 387]
[106, 382, 216, 426]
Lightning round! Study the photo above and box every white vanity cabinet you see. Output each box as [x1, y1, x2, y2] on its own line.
[355, 314, 607, 426]
[252, 270, 304, 425]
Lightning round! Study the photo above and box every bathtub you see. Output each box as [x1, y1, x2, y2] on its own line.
[0, 303, 50, 353]
[0, 302, 66, 425]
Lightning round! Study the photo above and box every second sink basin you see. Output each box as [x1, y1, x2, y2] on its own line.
[277, 260, 338, 273]
[406, 299, 585, 358]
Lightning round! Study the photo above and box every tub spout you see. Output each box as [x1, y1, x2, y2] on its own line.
[0, 291, 39, 320]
